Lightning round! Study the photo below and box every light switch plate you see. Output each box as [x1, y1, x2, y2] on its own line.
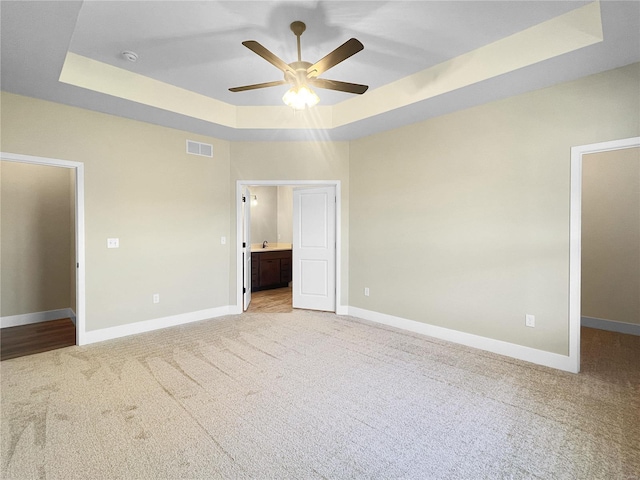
[107, 238, 119, 248]
[221, 236, 226, 245]
[525, 314, 535, 327]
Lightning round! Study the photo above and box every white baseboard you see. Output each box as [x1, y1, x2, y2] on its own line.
[346, 307, 577, 373]
[581, 316, 640, 336]
[80, 306, 234, 345]
[1, 308, 75, 329]
[10, 304, 586, 374]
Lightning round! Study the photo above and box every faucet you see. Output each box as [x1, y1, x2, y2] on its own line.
[262, 240, 269, 248]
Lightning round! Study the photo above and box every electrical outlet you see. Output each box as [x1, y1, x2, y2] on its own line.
[107, 238, 119, 248]
[525, 314, 535, 328]
[364, 287, 370, 297]
[153, 294, 160, 304]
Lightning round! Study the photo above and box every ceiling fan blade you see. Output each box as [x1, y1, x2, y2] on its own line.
[242, 41, 296, 76]
[306, 38, 364, 78]
[308, 78, 368, 95]
[229, 80, 288, 92]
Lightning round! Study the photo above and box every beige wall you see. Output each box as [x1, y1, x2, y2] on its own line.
[350, 63, 640, 355]
[1, 161, 71, 316]
[249, 186, 278, 245]
[248, 185, 295, 245]
[582, 147, 640, 325]
[1, 62, 638, 355]
[249, 185, 293, 245]
[277, 186, 294, 244]
[1, 92, 231, 331]
[229, 141, 350, 305]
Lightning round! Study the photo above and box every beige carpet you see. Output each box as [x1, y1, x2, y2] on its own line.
[1, 310, 638, 479]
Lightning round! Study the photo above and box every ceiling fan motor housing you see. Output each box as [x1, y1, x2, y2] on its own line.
[287, 61, 313, 86]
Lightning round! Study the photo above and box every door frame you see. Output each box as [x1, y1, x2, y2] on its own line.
[1, 151, 87, 345]
[242, 185, 251, 311]
[568, 136, 640, 373]
[235, 180, 341, 314]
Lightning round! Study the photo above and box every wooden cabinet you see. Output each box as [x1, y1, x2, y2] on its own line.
[251, 250, 292, 291]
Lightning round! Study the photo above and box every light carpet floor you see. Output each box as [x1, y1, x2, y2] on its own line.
[1, 310, 638, 479]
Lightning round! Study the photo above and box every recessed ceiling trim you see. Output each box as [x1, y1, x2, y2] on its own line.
[58, 2, 603, 133]
[59, 52, 237, 127]
[236, 106, 333, 130]
[333, 1, 604, 127]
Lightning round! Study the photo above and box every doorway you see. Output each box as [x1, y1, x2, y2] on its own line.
[569, 136, 640, 373]
[236, 180, 341, 314]
[0, 152, 86, 348]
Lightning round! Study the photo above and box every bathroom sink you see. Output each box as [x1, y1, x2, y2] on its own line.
[251, 243, 292, 252]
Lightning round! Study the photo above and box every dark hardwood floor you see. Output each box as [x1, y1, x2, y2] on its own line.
[1, 318, 76, 361]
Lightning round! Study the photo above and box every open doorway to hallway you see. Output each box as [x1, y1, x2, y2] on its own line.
[0, 152, 86, 357]
[1, 160, 77, 359]
[581, 146, 640, 335]
[569, 136, 640, 373]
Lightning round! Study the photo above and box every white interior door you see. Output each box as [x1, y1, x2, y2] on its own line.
[242, 187, 252, 311]
[293, 186, 336, 311]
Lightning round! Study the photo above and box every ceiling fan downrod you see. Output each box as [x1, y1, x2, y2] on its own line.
[290, 21, 306, 63]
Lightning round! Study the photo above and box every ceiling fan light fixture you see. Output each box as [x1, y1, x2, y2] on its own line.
[282, 84, 320, 110]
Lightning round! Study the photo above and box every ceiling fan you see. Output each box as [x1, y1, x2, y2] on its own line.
[229, 21, 368, 109]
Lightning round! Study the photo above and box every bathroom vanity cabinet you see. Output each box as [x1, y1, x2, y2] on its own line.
[251, 249, 292, 291]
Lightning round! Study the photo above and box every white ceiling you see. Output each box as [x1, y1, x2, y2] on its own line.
[1, 1, 639, 141]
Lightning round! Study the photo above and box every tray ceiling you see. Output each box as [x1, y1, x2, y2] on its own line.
[2, 1, 639, 141]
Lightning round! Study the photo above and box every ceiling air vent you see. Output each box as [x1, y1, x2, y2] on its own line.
[186, 140, 213, 158]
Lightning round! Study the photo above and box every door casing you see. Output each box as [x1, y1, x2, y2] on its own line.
[242, 186, 252, 311]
